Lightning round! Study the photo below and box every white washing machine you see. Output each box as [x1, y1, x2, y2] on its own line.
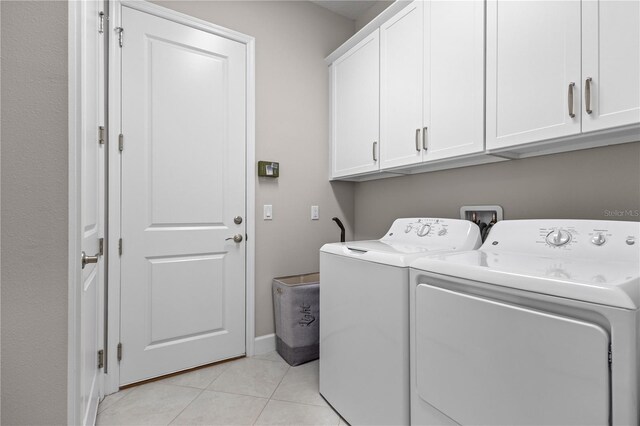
[410, 219, 640, 426]
[319, 218, 481, 426]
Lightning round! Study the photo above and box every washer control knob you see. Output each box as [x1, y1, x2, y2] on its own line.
[405, 225, 413, 233]
[546, 229, 571, 246]
[417, 224, 431, 237]
[591, 233, 606, 246]
[438, 228, 447, 236]
[627, 237, 636, 246]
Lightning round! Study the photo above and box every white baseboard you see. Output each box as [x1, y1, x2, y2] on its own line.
[253, 333, 276, 355]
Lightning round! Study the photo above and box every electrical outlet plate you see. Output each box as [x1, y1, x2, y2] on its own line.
[460, 205, 503, 225]
[311, 205, 319, 220]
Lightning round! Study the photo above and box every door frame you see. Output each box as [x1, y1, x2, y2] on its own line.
[103, 0, 256, 395]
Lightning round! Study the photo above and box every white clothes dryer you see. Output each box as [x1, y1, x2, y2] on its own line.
[410, 219, 640, 426]
[320, 218, 481, 426]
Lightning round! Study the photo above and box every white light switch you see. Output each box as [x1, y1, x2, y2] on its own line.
[264, 205, 273, 220]
[311, 205, 319, 220]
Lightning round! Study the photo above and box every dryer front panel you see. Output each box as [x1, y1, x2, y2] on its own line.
[415, 284, 610, 425]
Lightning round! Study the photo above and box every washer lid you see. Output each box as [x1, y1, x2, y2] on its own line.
[321, 241, 457, 268]
[320, 218, 481, 268]
[411, 250, 640, 309]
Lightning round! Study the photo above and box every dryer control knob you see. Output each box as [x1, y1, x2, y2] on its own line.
[591, 233, 606, 246]
[417, 224, 431, 237]
[546, 229, 571, 246]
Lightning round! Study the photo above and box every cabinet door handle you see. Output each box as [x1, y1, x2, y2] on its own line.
[585, 77, 593, 114]
[568, 82, 576, 118]
[372, 141, 377, 162]
[415, 128, 421, 152]
[422, 127, 428, 151]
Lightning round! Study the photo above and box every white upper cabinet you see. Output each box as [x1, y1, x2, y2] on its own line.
[327, 0, 639, 180]
[379, 0, 486, 170]
[486, 1, 582, 150]
[425, 0, 485, 161]
[330, 30, 380, 178]
[379, 1, 424, 169]
[582, 0, 640, 132]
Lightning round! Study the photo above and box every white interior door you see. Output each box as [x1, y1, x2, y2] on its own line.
[379, 1, 424, 170]
[78, 0, 106, 424]
[486, 0, 581, 150]
[120, 6, 247, 385]
[582, 0, 640, 132]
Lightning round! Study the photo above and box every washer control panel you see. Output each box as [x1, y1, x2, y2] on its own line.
[484, 220, 640, 262]
[382, 218, 481, 249]
[397, 218, 448, 238]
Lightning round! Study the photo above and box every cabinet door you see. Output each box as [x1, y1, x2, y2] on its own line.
[331, 30, 380, 178]
[486, 1, 581, 150]
[424, 0, 485, 161]
[379, 1, 424, 169]
[582, 0, 640, 132]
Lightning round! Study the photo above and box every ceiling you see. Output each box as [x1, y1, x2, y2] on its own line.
[310, 0, 379, 20]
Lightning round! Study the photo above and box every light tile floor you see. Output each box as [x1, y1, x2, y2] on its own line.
[97, 352, 348, 425]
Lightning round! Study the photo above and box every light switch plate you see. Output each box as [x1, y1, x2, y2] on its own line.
[264, 205, 273, 220]
[311, 205, 319, 220]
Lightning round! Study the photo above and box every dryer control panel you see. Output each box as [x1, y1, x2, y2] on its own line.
[483, 220, 640, 262]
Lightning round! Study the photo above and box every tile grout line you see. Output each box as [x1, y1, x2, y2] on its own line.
[165, 386, 208, 425]
[252, 361, 291, 425]
[165, 366, 227, 425]
[96, 385, 141, 419]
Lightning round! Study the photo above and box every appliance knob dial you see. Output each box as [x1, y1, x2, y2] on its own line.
[405, 225, 413, 233]
[417, 224, 431, 237]
[438, 228, 447, 236]
[626, 237, 636, 245]
[591, 233, 606, 246]
[546, 229, 572, 247]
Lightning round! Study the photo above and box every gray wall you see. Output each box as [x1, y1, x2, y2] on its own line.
[150, 1, 358, 337]
[1, 1, 69, 425]
[355, 0, 394, 31]
[354, 143, 640, 239]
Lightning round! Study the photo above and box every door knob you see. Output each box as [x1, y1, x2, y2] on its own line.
[234, 216, 243, 225]
[226, 234, 243, 243]
[81, 251, 99, 269]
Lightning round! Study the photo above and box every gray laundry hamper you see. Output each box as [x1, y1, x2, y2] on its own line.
[272, 273, 320, 366]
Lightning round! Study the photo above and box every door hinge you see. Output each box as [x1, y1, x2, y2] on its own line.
[117, 343, 123, 362]
[98, 11, 108, 34]
[608, 344, 612, 366]
[118, 238, 123, 256]
[119, 134, 124, 152]
[98, 349, 104, 369]
[98, 237, 104, 256]
[115, 27, 124, 47]
[99, 126, 106, 145]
